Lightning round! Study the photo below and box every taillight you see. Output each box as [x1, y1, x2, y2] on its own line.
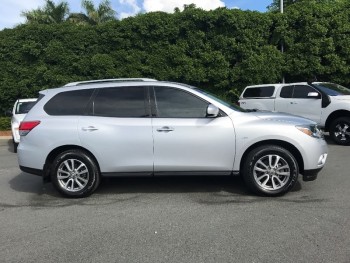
[19, 121, 41, 136]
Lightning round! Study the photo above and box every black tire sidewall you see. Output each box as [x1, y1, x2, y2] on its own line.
[51, 150, 100, 198]
[243, 145, 299, 196]
[330, 117, 350, 145]
[13, 140, 18, 153]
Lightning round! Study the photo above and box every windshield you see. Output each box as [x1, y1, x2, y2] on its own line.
[15, 101, 36, 114]
[313, 83, 350, 96]
[194, 88, 245, 112]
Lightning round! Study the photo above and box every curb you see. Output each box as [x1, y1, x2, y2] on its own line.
[0, 131, 12, 140]
[0, 136, 12, 140]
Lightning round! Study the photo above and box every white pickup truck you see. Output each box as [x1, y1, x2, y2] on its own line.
[239, 82, 350, 145]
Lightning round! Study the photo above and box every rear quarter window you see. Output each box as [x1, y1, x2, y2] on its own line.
[242, 86, 275, 98]
[44, 89, 94, 116]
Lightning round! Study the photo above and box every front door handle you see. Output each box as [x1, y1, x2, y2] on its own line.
[82, 126, 98, 132]
[290, 102, 298, 105]
[156, 126, 174, 132]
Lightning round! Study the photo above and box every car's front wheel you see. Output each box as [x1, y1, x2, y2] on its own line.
[329, 117, 350, 145]
[51, 149, 100, 198]
[243, 145, 299, 196]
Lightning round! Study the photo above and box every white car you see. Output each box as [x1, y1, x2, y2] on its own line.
[239, 82, 350, 145]
[11, 98, 37, 151]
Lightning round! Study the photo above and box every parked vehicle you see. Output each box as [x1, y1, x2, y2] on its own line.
[18, 79, 328, 198]
[9, 98, 37, 152]
[239, 82, 350, 145]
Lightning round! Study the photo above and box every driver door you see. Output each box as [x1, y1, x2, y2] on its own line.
[151, 86, 236, 174]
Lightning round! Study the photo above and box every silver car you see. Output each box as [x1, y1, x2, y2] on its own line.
[17, 79, 328, 198]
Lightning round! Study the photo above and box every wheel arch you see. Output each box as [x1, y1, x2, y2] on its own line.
[43, 145, 101, 182]
[324, 110, 350, 131]
[239, 140, 304, 175]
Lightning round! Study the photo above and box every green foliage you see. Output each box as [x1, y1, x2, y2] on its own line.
[0, 1, 350, 114]
[67, 0, 117, 25]
[82, 0, 116, 24]
[21, 0, 70, 24]
[0, 117, 11, 131]
[280, 0, 350, 83]
[267, 0, 344, 12]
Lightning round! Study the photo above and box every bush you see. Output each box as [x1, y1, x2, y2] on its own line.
[0, 117, 11, 131]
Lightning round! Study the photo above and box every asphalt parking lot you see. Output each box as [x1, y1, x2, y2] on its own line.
[0, 138, 349, 263]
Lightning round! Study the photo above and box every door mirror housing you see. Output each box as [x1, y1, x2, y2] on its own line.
[308, 92, 320, 98]
[206, 104, 219, 117]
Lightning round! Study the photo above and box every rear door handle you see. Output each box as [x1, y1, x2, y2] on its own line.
[82, 126, 98, 131]
[290, 102, 297, 104]
[156, 126, 174, 132]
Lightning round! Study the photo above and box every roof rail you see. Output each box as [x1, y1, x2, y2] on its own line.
[64, 78, 158, 87]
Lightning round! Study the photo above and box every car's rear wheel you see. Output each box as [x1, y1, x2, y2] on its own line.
[330, 117, 350, 145]
[51, 149, 100, 198]
[243, 145, 299, 196]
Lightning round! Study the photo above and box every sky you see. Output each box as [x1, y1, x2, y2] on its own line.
[0, 0, 272, 30]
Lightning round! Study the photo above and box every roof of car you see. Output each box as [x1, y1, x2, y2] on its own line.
[245, 82, 310, 88]
[64, 78, 158, 87]
[16, 98, 37, 102]
[39, 79, 195, 95]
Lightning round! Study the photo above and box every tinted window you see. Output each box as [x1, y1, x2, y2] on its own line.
[93, 86, 148, 117]
[293, 85, 317, 98]
[313, 83, 350, 96]
[16, 101, 36, 114]
[154, 87, 209, 118]
[280, 86, 293, 98]
[44, 89, 94, 116]
[243, 86, 275, 98]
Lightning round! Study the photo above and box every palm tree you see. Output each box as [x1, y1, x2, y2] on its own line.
[22, 0, 69, 24]
[68, 0, 116, 25]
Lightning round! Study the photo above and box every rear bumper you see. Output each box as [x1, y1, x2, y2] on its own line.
[302, 168, 323, 181]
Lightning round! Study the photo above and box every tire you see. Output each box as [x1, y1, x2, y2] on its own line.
[13, 139, 18, 153]
[50, 149, 100, 198]
[243, 145, 299, 196]
[329, 117, 350, 145]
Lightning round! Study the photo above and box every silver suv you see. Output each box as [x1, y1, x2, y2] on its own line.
[17, 79, 328, 198]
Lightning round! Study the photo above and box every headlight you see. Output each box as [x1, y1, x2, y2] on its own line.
[296, 124, 324, 139]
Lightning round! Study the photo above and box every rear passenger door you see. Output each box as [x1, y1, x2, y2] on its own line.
[78, 86, 154, 174]
[239, 86, 276, 111]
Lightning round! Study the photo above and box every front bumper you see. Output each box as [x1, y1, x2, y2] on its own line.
[303, 168, 323, 181]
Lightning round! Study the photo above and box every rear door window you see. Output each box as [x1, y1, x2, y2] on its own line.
[280, 86, 293, 98]
[92, 86, 149, 117]
[242, 86, 275, 98]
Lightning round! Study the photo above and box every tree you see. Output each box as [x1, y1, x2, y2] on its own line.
[268, 0, 299, 11]
[267, 0, 346, 12]
[69, 0, 116, 25]
[21, 0, 69, 24]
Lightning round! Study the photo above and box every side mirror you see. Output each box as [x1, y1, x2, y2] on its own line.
[4, 110, 12, 117]
[206, 104, 219, 118]
[308, 92, 320, 98]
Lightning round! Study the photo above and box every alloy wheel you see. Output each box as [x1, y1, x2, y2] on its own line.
[253, 154, 291, 191]
[57, 159, 89, 192]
